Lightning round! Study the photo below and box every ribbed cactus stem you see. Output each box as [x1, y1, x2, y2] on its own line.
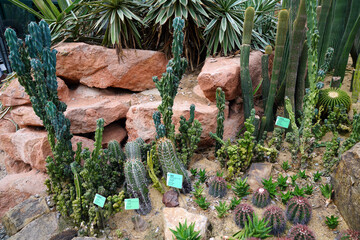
[108, 140, 126, 162]
[261, 45, 272, 109]
[242, 7, 255, 45]
[352, 56, 360, 103]
[317, 0, 333, 68]
[125, 141, 142, 160]
[208, 176, 227, 198]
[215, 88, 225, 153]
[295, 42, 308, 115]
[156, 137, 191, 193]
[264, 10, 289, 130]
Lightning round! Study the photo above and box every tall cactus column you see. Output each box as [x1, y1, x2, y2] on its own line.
[261, 45, 272, 109]
[240, 7, 255, 120]
[264, 10, 289, 131]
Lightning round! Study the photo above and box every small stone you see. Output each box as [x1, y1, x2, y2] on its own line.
[162, 190, 179, 207]
[315, 163, 319, 166]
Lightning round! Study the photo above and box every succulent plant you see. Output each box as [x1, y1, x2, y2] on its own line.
[229, 197, 242, 210]
[281, 161, 290, 171]
[170, 220, 201, 240]
[277, 174, 288, 191]
[252, 188, 271, 208]
[263, 205, 286, 236]
[208, 176, 227, 198]
[215, 201, 230, 218]
[232, 213, 271, 239]
[325, 215, 339, 229]
[286, 196, 312, 225]
[276, 238, 293, 240]
[194, 196, 210, 210]
[281, 191, 292, 205]
[337, 229, 360, 240]
[198, 169, 207, 183]
[261, 176, 278, 199]
[233, 177, 251, 198]
[318, 88, 351, 113]
[288, 224, 316, 240]
[313, 171, 322, 182]
[234, 204, 254, 228]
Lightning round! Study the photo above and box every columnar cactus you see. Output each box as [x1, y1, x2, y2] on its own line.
[214, 88, 225, 154]
[288, 224, 316, 240]
[108, 140, 126, 163]
[156, 137, 191, 193]
[286, 196, 312, 224]
[252, 188, 271, 208]
[261, 45, 272, 108]
[124, 141, 152, 215]
[208, 176, 227, 198]
[234, 204, 254, 228]
[125, 141, 142, 160]
[263, 206, 286, 236]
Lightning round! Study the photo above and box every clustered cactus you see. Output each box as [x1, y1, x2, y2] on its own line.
[286, 196, 312, 225]
[288, 224, 316, 240]
[208, 176, 227, 198]
[252, 188, 271, 208]
[124, 141, 152, 215]
[263, 206, 286, 236]
[234, 204, 254, 228]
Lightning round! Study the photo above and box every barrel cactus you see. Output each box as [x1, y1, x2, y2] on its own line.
[286, 196, 312, 225]
[263, 206, 286, 236]
[208, 176, 227, 198]
[336, 229, 360, 240]
[156, 136, 191, 193]
[234, 203, 254, 228]
[318, 88, 351, 112]
[252, 187, 271, 208]
[288, 224, 316, 240]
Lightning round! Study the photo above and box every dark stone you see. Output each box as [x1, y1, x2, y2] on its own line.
[332, 142, 360, 230]
[162, 190, 179, 207]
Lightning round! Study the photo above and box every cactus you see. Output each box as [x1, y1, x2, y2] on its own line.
[264, 10, 289, 130]
[352, 56, 360, 103]
[147, 149, 165, 194]
[252, 188, 270, 208]
[288, 224, 316, 240]
[153, 17, 187, 140]
[286, 196, 312, 225]
[295, 41, 308, 115]
[261, 45, 272, 109]
[108, 140, 125, 161]
[156, 137, 191, 193]
[317, 0, 333, 68]
[318, 88, 351, 113]
[234, 204, 254, 228]
[124, 141, 152, 215]
[337, 229, 360, 240]
[240, 7, 255, 119]
[208, 176, 227, 198]
[263, 206, 286, 236]
[210, 87, 226, 154]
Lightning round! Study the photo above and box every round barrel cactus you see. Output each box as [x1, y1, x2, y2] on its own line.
[286, 196, 312, 225]
[288, 224, 316, 240]
[208, 176, 227, 198]
[234, 203, 254, 228]
[252, 187, 271, 208]
[263, 205, 286, 236]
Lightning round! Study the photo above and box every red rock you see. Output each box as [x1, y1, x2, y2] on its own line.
[3, 154, 32, 174]
[0, 78, 69, 107]
[11, 86, 132, 133]
[56, 43, 168, 91]
[0, 170, 47, 218]
[102, 123, 127, 147]
[0, 128, 95, 172]
[0, 112, 17, 134]
[197, 51, 263, 101]
[162, 190, 179, 207]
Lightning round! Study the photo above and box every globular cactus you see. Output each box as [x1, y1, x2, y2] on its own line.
[318, 88, 351, 113]
[288, 224, 316, 240]
[234, 203, 254, 228]
[286, 196, 312, 225]
[336, 229, 360, 240]
[263, 206, 286, 236]
[276, 238, 292, 240]
[124, 141, 152, 215]
[252, 187, 270, 208]
[156, 136, 191, 193]
[208, 176, 227, 198]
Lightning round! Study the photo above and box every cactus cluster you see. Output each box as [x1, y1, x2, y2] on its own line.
[288, 224, 316, 240]
[208, 176, 227, 198]
[234, 204, 254, 228]
[124, 141, 152, 215]
[252, 188, 271, 208]
[286, 196, 312, 225]
[263, 206, 286, 236]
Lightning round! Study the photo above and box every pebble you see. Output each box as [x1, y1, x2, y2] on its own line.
[34, 194, 39, 198]
[315, 163, 319, 166]
[210, 205, 215, 211]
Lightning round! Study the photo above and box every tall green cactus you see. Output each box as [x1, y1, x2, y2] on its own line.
[264, 10, 289, 131]
[240, 7, 255, 119]
[352, 56, 360, 103]
[108, 140, 126, 163]
[124, 141, 152, 215]
[215, 88, 225, 153]
[317, 0, 333, 68]
[261, 45, 272, 109]
[295, 42, 308, 115]
[156, 137, 191, 193]
[153, 17, 187, 141]
[284, 0, 307, 114]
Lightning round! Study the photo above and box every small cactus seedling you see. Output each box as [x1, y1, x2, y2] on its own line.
[288, 224, 315, 240]
[263, 206, 286, 236]
[281, 161, 290, 171]
[320, 183, 333, 199]
[208, 176, 227, 198]
[194, 196, 210, 210]
[304, 184, 314, 195]
[313, 171, 322, 182]
[215, 201, 230, 218]
[292, 184, 305, 197]
[286, 196, 312, 225]
[325, 215, 339, 229]
[234, 204, 254, 228]
[198, 169, 207, 183]
[252, 188, 271, 208]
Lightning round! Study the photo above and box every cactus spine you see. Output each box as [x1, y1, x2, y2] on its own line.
[263, 206, 286, 236]
[264, 10, 289, 130]
[252, 187, 271, 208]
[288, 224, 316, 240]
[124, 141, 152, 215]
[286, 196, 312, 225]
[262, 45, 272, 109]
[156, 137, 191, 193]
[240, 7, 255, 119]
[234, 203, 254, 228]
[352, 56, 360, 103]
[208, 176, 227, 198]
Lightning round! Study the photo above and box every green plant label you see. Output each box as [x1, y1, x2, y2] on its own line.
[167, 173, 183, 189]
[124, 198, 140, 210]
[93, 194, 106, 208]
[275, 116, 290, 129]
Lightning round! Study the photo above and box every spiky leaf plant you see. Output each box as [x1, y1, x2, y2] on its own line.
[170, 220, 201, 240]
[318, 88, 351, 113]
[232, 213, 272, 239]
[233, 177, 251, 198]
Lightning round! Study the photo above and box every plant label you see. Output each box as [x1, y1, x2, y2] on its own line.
[167, 172, 183, 189]
[93, 194, 106, 208]
[275, 116, 290, 129]
[125, 198, 140, 210]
